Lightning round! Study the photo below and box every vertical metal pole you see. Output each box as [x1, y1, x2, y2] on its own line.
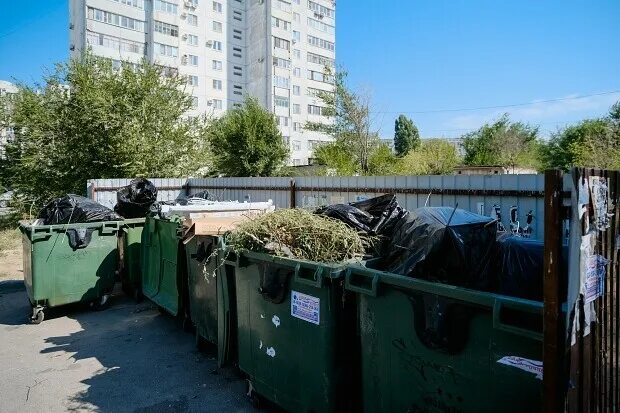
[290, 179, 296, 209]
[544, 169, 565, 413]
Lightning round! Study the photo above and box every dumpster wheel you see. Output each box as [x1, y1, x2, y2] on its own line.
[246, 380, 262, 409]
[30, 306, 45, 324]
[90, 294, 110, 311]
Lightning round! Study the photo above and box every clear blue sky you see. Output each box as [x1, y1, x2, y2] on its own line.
[1, 0, 618, 138]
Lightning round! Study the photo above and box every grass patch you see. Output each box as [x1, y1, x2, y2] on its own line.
[0, 228, 21, 254]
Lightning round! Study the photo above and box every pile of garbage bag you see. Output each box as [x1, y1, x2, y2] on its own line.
[39, 195, 121, 225]
[114, 178, 158, 219]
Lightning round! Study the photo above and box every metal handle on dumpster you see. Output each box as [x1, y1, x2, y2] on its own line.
[31, 226, 52, 241]
[345, 268, 379, 297]
[101, 221, 120, 234]
[492, 299, 543, 341]
[293, 265, 324, 288]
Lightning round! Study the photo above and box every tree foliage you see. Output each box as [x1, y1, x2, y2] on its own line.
[398, 139, 460, 175]
[462, 115, 540, 171]
[207, 96, 288, 176]
[305, 69, 380, 173]
[394, 114, 420, 157]
[0, 53, 210, 207]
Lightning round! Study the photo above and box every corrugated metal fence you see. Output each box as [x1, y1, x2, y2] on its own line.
[88, 174, 572, 240]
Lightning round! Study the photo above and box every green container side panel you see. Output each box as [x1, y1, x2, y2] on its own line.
[20, 222, 119, 309]
[235, 253, 357, 413]
[121, 219, 145, 293]
[351, 270, 543, 413]
[141, 217, 182, 316]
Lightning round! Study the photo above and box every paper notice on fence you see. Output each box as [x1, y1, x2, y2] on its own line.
[589, 176, 612, 231]
[497, 356, 543, 380]
[585, 253, 608, 304]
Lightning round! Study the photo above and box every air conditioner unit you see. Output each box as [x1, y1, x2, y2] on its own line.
[182, 34, 188, 40]
[207, 100, 213, 106]
[69, 45, 75, 51]
[205, 40, 213, 47]
[69, 23, 74, 29]
[181, 12, 187, 18]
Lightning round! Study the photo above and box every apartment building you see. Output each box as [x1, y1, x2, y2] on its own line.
[0, 80, 18, 159]
[69, 0, 336, 165]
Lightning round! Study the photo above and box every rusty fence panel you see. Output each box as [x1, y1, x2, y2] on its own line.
[562, 168, 620, 413]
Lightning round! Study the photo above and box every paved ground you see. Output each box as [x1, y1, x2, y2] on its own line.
[0, 281, 260, 413]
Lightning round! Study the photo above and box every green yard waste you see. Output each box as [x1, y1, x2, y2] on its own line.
[140, 216, 186, 316]
[185, 235, 236, 367]
[345, 264, 544, 413]
[20, 220, 121, 324]
[119, 218, 145, 301]
[231, 250, 360, 413]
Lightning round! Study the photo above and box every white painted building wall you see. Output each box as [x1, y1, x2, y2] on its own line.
[0, 80, 18, 159]
[69, 0, 336, 165]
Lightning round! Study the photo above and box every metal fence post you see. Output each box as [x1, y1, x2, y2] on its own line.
[290, 179, 296, 208]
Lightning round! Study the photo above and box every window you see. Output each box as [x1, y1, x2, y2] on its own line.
[307, 17, 334, 34]
[86, 32, 146, 54]
[292, 85, 300, 95]
[307, 35, 334, 51]
[187, 0, 198, 6]
[275, 96, 289, 108]
[154, 0, 177, 14]
[88, 8, 145, 31]
[308, 104, 326, 116]
[213, 79, 222, 90]
[292, 103, 300, 114]
[278, 116, 289, 127]
[213, 1, 222, 12]
[272, 17, 291, 31]
[273, 57, 291, 69]
[212, 41, 223, 51]
[283, 136, 290, 146]
[292, 140, 301, 151]
[293, 67, 301, 77]
[233, 29, 242, 40]
[308, 69, 334, 83]
[212, 99, 223, 109]
[111, 0, 144, 9]
[186, 34, 199, 46]
[293, 0, 300, 4]
[273, 75, 290, 88]
[308, 0, 334, 18]
[275, 0, 292, 12]
[307, 51, 334, 68]
[292, 30, 300, 42]
[233, 65, 242, 76]
[191, 96, 198, 108]
[308, 140, 322, 150]
[233, 10, 242, 21]
[233, 85, 243, 95]
[155, 42, 178, 57]
[293, 122, 302, 131]
[293, 12, 300, 22]
[187, 54, 198, 65]
[293, 49, 301, 59]
[187, 75, 199, 86]
[212, 60, 222, 70]
[307, 86, 327, 97]
[212, 21, 222, 32]
[233, 47, 242, 58]
[154, 21, 179, 37]
[186, 14, 198, 25]
[273, 37, 290, 51]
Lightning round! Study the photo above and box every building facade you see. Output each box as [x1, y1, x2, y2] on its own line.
[69, 0, 335, 165]
[0, 80, 18, 159]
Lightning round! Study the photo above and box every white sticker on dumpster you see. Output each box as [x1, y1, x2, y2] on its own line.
[291, 291, 320, 325]
[497, 356, 543, 380]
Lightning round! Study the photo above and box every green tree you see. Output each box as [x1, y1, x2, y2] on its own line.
[394, 114, 420, 157]
[306, 69, 380, 174]
[462, 115, 540, 171]
[368, 143, 398, 175]
[207, 96, 288, 176]
[397, 139, 460, 175]
[0, 53, 210, 207]
[313, 140, 358, 175]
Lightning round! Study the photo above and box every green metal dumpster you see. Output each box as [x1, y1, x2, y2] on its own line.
[19, 220, 121, 323]
[185, 235, 236, 367]
[140, 216, 186, 317]
[345, 264, 544, 413]
[119, 218, 146, 301]
[232, 250, 360, 412]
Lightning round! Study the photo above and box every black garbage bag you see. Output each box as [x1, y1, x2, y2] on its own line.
[114, 178, 157, 218]
[382, 207, 497, 290]
[315, 194, 407, 236]
[39, 194, 121, 225]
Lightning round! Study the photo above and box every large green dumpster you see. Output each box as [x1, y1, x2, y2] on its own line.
[140, 216, 185, 316]
[232, 251, 360, 412]
[20, 220, 121, 323]
[119, 218, 146, 301]
[345, 264, 544, 413]
[185, 235, 236, 367]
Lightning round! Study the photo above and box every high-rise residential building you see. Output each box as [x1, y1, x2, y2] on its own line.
[0, 80, 18, 159]
[69, 0, 336, 165]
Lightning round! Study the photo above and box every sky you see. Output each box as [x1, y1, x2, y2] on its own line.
[0, 0, 618, 138]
